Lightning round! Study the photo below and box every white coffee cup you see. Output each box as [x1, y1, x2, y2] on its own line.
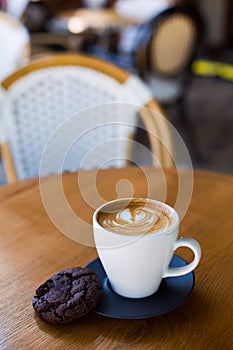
[93, 198, 201, 298]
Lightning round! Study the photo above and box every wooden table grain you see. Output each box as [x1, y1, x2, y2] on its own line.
[0, 167, 232, 349]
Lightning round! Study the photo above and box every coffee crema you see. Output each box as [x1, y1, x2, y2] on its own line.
[97, 199, 173, 236]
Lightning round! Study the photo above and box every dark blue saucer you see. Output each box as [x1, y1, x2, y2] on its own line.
[86, 255, 195, 319]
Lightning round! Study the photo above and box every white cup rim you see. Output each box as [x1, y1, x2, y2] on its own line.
[93, 198, 180, 238]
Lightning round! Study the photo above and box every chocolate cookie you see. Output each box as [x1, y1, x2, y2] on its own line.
[32, 267, 102, 324]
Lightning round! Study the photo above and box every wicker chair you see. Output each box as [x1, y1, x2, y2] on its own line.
[135, 5, 204, 158]
[0, 11, 30, 82]
[0, 53, 173, 183]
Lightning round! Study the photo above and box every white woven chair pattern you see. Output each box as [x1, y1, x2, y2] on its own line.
[0, 11, 30, 82]
[2, 57, 159, 181]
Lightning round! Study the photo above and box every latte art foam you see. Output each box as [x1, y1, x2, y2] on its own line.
[97, 200, 172, 235]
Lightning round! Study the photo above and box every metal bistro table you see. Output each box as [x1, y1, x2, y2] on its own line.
[0, 167, 232, 349]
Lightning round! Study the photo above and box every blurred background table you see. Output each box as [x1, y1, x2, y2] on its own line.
[45, 2, 169, 52]
[50, 7, 141, 31]
[45, 7, 143, 52]
[0, 167, 232, 349]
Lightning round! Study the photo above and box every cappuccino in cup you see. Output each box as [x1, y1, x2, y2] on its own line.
[97, 199, 175, 236]
[93, 198, 201, 298]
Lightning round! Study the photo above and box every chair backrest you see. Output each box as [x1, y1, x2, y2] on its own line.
[0, 11, 30, 81]
[1, 53, 173, 182]
[136, 6, 203, 79]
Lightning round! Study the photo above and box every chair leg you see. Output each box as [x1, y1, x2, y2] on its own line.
[178, 97, 204, 162]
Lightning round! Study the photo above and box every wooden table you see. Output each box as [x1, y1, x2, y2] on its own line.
[0, 167, 232, 349]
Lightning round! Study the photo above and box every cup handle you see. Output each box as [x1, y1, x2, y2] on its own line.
[163, 237, 201, 278]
